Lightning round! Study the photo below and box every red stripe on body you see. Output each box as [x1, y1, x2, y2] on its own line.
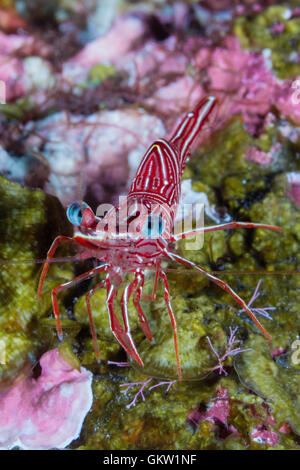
[128, 96, 218, 212]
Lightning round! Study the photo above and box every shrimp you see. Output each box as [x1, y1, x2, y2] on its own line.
[37, 96, 281, 380]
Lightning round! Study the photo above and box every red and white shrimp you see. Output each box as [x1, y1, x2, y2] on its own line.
[37, 96, 281, 380]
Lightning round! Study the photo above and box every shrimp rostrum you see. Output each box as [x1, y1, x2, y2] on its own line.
[38, 96, 281, 379]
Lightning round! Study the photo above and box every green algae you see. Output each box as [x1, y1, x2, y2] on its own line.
[0, 175, 74, 386]
[234, 5, 300, 79]
[0, 103, 25, 121]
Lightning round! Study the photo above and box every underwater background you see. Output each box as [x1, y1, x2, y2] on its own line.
[0, 0, 300, 450]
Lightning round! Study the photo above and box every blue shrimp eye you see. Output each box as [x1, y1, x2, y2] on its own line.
[142, 214, 164, 238]
[66, 201, 89, 226]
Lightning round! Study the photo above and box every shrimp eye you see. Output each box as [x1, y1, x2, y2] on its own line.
[143, 214, 164, 238]
[66, 201, 89, 226]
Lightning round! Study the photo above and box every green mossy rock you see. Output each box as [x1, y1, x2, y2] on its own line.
[234, 5, 300, 79]
[235, 335, 300, 435]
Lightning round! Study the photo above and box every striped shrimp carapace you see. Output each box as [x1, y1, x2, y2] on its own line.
[37, 96, 281, 380]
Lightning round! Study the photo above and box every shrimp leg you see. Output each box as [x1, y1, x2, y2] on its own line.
[142, 259, 160, 302]
[51, 264, 108, 341]
[133, 271, 153, 341]
[173, 221, 281, 242]
[160, 269, 182, 380]
[106, 276, 144, 366]
[37, 236, 77, 298]
[164, 250, 271, 342]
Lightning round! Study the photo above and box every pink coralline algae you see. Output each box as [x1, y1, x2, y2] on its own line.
[145, 75, 203, 115]
[64, 26, 204, 117]
[210, 38, 275, 114]
[0, 31, 33, 59]
[276, 80, 300, 125]
[271, 347, 286, 359]
[0, 32, 30, 101]
[187, 386, 237, 436]
[270, 21, 285, 35]
[194, 36, 300, 132]
[0, 348, 93, 450]
[0, 31, 54, 102]
[251, 424, 278, 446]
[248, 402, 279, 447]
[1, 12, 300, 129]
[244, 144, 280, 166]
[1, 10, 300, 211]
[187, 388, 280, 446]
[65, 24, 291, 127]
[286, 172, 300, 207]
[63, 16, 145, 83]
[279, 422, 293, 435]
[203, 36, 278, 132]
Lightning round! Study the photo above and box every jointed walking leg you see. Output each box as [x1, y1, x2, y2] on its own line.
[164, 250, 271, 342]
[133, 271, 153, 341]
[51, 264, 108, 342]
[37, 236, 77, 298]
[106, 276, 144, 366]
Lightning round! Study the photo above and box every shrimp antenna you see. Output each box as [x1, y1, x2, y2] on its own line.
[0, 256, 84, 266]
[77, 153, 85, 214]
